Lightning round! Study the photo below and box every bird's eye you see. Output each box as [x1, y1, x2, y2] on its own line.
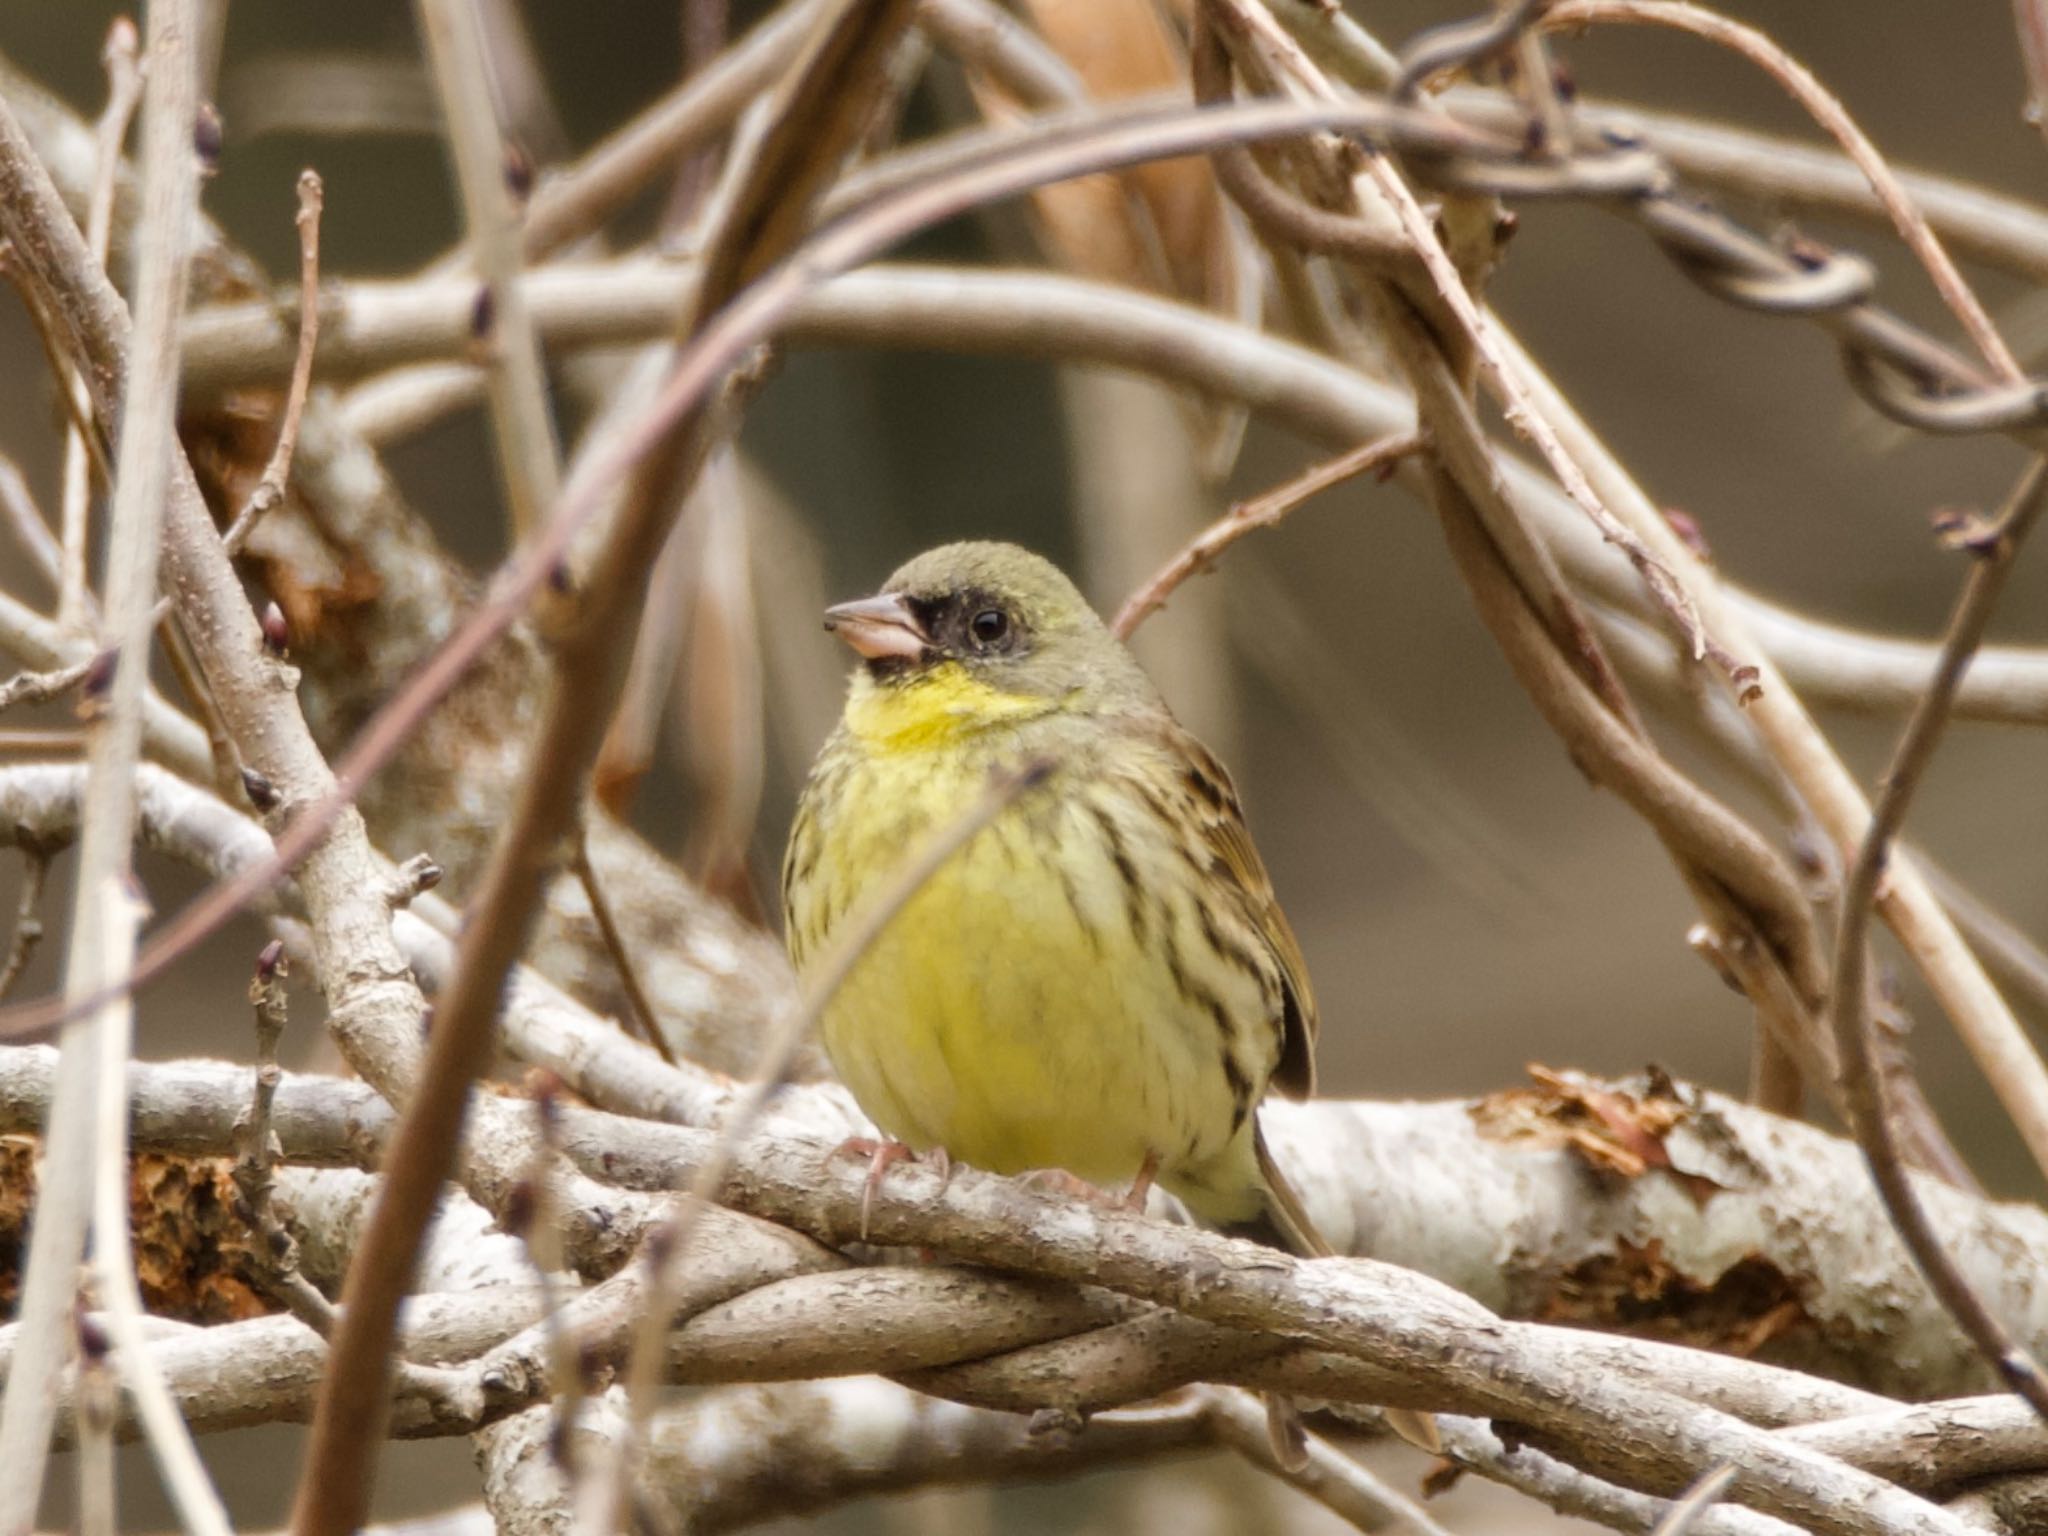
[968, 607, 1011, 648]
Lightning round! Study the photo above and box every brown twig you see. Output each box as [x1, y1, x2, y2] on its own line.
[920, 0, 1088, 107]
[1315, 0, 2048, 1186]
[1203, 6, 1843, 1114]
[1234, 0, 1737, 685]
[1830, 456, 2048, 1422]
[232, 940, 337, 1335]
[569, 831, 677, 1067]
[0, 729, 88, 757]
[502, 1074, 586, 1479]
[217, 171, 325, 561]
[0, 38, 449, 1536]
[1112, 430, 1422, 639]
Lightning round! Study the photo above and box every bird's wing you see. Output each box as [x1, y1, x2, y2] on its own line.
[1165, 725, 1320, 1100]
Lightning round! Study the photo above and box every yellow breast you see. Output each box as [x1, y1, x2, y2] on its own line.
[784, 669, 1277, 1209]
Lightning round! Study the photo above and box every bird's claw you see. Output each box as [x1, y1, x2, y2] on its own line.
[832, 1136, 936, 1241]
[1021, 1149, 1159, 1213]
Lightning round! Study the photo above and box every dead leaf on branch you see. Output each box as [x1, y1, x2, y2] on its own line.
[1470, 1062, 1724, 1204]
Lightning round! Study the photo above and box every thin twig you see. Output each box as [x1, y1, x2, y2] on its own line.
[0, 589, 210, 779]
[1924, 858, 2048, 1030]
[57, 17, 142, 635]
[0, 455, 60, 595]
[509, 0, 821, 266]
[2020, 0, 2048, 140]
[1113, 431, 1421, 639]
[1547, 0, 2025, 385]
[507, 1074, 586, 1480]
[0, 1, 209, 1520]
[921, 0, 1088, 107]
[1830, 455, 2048, 1421]
[382, 852, 445, 910]
[1330, 0, 2048, 1189]
[1198, 1386, 1460, 1535]
[1247, 0, 1734, 682]
[0, 842, 52, 1003]
[1652, 1464, 1739, 1536]
[415, 0, 563, 541]
[232, 940, 337, 1335]
[0, 659, 93, 716]
[1205, 5, 1840, 1110]
[217, 172, 325, 561]
[86, 878, 235, 1536]
[570, 830, 677, 1067]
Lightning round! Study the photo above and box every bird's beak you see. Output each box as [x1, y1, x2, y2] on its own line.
[823, 593, 931, 662]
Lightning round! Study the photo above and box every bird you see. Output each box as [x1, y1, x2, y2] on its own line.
[783, 540, 1328, 1251]
[783, 541, 1437, 1457]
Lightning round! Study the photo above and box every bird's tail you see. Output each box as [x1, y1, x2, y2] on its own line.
[1245, 1124, 1442, 1457]
[1252, 1123, 1335, 1258]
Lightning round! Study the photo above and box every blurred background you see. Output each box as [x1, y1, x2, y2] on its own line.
[1, 1, 2046, 1530]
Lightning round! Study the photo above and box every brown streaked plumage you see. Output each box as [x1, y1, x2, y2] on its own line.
[782, 540, 1325, 1252]
[783, 540, 1438, 1455]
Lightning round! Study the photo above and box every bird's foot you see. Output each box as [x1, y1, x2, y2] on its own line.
[832, 1137, 946, 1241]
[1124, 1150, 1161, 1213]
[1019, 1167, 1111, 1205]
[1020, 1152, 1158, 1214]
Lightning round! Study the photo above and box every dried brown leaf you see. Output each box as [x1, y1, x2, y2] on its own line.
[1471, 1064, 1723, 1203]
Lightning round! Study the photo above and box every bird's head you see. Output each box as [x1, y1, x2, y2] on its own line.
[825, 542, 1150, 729]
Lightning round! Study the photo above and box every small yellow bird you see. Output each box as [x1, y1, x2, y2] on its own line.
[782, 540, 1330, 1256]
